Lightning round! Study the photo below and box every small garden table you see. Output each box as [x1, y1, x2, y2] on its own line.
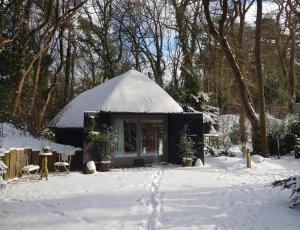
[39, 152, 52, 180]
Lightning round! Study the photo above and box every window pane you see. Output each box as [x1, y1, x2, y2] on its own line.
[114, 119, 137, 157]
[141, 121, 164, 156]
[124, 120, 137, 153]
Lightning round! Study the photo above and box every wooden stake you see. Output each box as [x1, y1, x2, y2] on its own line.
[246, 148, 251, 168]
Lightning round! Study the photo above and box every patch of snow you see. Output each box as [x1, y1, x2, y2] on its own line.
[1, 156, 299, 229]
[0, 123, 80, 154]
[52, 70, 183, 128]
[252, 155, 265, 163]
[86, 161, 96, 173]
[194, 158, 204, 167]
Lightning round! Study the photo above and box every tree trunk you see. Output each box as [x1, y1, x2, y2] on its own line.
[37, 85, 55, 130]
[28, 56, 42, 133]
[11, 69, 27, 117]
[255, 0, 269, 157]
[37, 29, 65, 130]
[289, 30, 296, 112]
[64, 30, 72, 105]
[11, 38, 51, 118]
[171, 1, 200, 98]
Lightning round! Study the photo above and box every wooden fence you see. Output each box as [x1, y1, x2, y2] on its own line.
[2, 148, 83, 180]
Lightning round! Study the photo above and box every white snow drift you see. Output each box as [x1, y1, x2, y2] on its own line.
[52, 70, 183, 128]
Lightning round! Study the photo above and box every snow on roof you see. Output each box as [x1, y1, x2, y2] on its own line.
[0, 123, 81, 155]
[51, 70, 183, 128]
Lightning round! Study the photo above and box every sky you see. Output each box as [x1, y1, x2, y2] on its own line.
[245, 1, 278, 24]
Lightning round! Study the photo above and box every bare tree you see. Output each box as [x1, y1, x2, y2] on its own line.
[116, 0, 167, 86]
[80, 0, 123, 82]
[11, 0, 86, 118]
[274, 0, 299, 112]
[169, 0, 202, 98]
[203, 0, 268, 155]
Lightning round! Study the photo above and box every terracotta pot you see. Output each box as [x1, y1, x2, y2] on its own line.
[182, 159, 193, 167]
[100, 161, 111, 172]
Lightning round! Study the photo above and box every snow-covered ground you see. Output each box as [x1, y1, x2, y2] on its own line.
[1, 156, 299, 230]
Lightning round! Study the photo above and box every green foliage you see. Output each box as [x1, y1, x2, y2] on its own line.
[86, 115, 117, 162]
[281, 133, 297, 154]
[177, 125, 197, 161]
[289, 121, 300, 137]
[264, 71, 290, 107]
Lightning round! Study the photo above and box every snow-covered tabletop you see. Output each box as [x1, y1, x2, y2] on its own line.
[39, 152, 53, 156]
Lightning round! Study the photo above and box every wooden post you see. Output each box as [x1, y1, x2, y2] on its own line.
[15, 149, 24, 177]
[246, 148, 251, 168]
[9, 149, 17, 178]
[24, 148, 32, 164]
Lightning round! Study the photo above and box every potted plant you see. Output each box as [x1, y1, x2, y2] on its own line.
[177, 125, 197, 167]
[40, 128, 55, 153]
[99, 125, 117, 172]
[87, 124, 117, 172]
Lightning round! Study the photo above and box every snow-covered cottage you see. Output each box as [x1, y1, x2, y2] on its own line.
[51, 70, 204, 169]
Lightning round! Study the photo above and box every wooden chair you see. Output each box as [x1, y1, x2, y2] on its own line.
[19, 154, 40, 180]
[54, 153, 71, 174]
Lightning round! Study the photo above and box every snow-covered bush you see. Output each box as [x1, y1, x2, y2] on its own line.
[267, 122, 288, 156]
[267, 118, 300, 158]
[218, 147, 236, 157]
[204, 144, 217, 157]
[289, 121, 300, 137]
[0, 159, 7, 188]
[40, 128, 55, 141]
[272, 176, 300, 208]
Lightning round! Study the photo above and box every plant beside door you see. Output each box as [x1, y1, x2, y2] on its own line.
[87, 118, 117, 172]
[177, 125, 197, 167]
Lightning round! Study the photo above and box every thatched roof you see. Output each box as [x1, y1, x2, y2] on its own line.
[51, 70, 183, 128]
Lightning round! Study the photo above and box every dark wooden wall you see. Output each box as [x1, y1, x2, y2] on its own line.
[54, 128, 84, 148]
[168, 113, 204, 165]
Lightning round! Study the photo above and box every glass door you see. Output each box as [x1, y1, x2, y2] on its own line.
[113, 116, 166, 158]
[141, 120, 164, 156]
[114, 119, 138, 157]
